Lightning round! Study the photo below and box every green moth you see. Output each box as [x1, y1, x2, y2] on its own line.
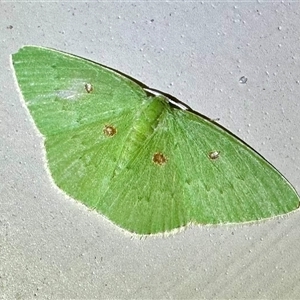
[12, 46, 299, 235]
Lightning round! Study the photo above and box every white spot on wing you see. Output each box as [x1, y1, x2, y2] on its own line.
[54, 79, 87, 101]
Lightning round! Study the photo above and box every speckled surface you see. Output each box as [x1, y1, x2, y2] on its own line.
[1, 2, 300, 299]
